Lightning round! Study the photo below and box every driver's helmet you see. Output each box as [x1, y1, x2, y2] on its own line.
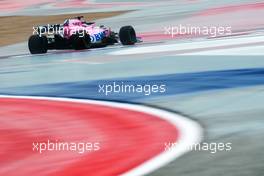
[75, 16, 86, 23]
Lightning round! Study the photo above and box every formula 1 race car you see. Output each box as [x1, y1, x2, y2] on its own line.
[28, 16, 139, 54]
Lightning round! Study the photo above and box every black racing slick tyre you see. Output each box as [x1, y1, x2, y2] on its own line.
[119, 26, 137, 45]
[28, 35, 48, 54]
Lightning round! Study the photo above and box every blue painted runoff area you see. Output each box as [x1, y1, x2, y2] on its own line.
[1, 68, 264, 101]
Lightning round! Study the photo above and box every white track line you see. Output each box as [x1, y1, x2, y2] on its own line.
[109, 35, 264, 55]
[0, 95, 203, 176]
[178, 45, 264, 55]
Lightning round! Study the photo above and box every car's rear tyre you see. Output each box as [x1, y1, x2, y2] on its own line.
[119, 26, 137, 45]
[71, 32, 91, 50]
[28, 35, 48, 54]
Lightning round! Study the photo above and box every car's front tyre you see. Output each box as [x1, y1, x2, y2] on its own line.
[119, 26, 137, 45]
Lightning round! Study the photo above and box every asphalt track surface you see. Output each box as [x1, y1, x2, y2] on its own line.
[1, 0, 264, 176]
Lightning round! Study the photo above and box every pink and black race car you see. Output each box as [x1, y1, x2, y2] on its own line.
[28, 16, 140, 54]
